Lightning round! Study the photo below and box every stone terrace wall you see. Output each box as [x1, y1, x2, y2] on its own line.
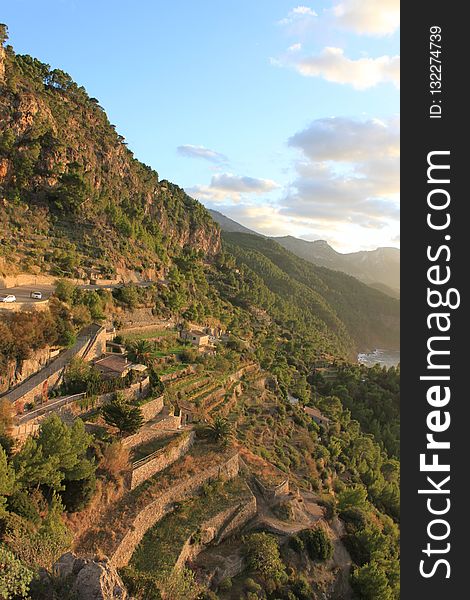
[121, 414, 182, 450]
[254, 476, 290, 501]
[109, 452, 240, 568]
[174, 489, 257, 572]
[130, 431, 195, 490]
[139, 395, 164, 422]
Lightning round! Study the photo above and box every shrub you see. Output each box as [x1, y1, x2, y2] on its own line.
[99, 441, 130, 480]
[289, 534, 304, 553]
[291, 576, 312, 600]
[218, 577, 232, 591]
[60, 475, 96, 512]
[120, 567, 162, 600]
[351, 561, 393, 600]
[6, 490, 40, 525]
[0, 544, 33, 599]
[299, 526, 334, 561]
[244, 577, 261, 592]
[244, 533, 286, 583]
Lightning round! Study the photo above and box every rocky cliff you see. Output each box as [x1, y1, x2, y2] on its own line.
[0, 43, 220, 280]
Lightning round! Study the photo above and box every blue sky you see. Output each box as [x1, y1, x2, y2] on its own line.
[3, 0, 399, 252]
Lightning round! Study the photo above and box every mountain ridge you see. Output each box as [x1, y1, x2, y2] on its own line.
[209, 209, 400, 295]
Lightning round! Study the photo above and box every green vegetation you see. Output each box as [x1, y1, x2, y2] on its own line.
[243, 533, 286, 584]
[0, 29, 400, 600]
[0, 543, 33, 599]
[101, 393, 144, 436]
[291, 526, 334, 561]
[129, 477, 250, 578]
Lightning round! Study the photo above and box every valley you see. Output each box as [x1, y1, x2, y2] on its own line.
[0, 31, 400, 600]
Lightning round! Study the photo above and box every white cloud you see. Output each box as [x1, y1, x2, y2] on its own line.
[187, 173, 280, 202]
[279, 5, 318, 25]
[280, 116, 400, 231]
[332, 0, 399, 36]
[177, 144, 228, 164]
[292, 6, 317, 16]
[281, 46, 399, 89]
[288, 116, 399, 161]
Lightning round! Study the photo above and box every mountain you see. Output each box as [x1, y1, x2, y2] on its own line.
[221, 232, 400, 356]
[0, 49, 220, 282]
[274, 236, 400, 295]
[208, 209, 262, 236]
[208, 210, 400, 296]
[0, 42, 398, 358]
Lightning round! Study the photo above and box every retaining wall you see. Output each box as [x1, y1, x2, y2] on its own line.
[174, 488, 257, 572]
[130, 431, 195, 490]
[139, 395, 164, 422]
[254, 476, 290, 501]
[109, 452, 240, 568]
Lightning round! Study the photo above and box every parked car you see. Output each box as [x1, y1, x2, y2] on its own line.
[0, 294, 16, 303]
[30, 291, 43, 299]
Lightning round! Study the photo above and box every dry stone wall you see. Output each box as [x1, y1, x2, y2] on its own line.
[139, 395, 164, 421]
[173, 489, 257, 572]
[109, 452, 240, 568]
[130, 431, 195, 490]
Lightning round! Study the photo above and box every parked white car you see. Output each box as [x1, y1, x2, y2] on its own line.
[0, 294, 16, 303]
[30, 291, 43, 299]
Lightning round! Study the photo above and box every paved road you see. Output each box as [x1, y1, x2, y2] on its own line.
[0, 283, 54, 304]
[0, 280, 155, 305]
[1, 323, 103, 404]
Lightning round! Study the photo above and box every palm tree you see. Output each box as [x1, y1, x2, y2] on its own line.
[131, 340, 154, 365]
[207, 416, 232, 445]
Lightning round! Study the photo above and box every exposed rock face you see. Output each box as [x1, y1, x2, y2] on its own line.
[0, 46, 221, 278]
[53, 553, 130, 600]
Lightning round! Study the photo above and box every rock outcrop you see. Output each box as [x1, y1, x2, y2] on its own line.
[51, 553, 130, 600]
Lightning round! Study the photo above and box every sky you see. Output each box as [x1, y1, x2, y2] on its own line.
[2, 0, 399, 252]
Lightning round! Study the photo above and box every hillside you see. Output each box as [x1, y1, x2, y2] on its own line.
[208, 210, 400, 295]
[0, 29, 400, 600]
[208, 209, 263, 236]
[221, 232, 400, 355]
[0, 47, 220, 282]
[273, 237, 400, 295]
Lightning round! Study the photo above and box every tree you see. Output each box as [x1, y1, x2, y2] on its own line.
[299, 526, 334, 561]
[206, 416, 232, 445]
[102, 395, 144, 436]
[244, 533, 286, 583]
[0, 544, 33, 600]
[351, 561, 393, 600]
[13, 416, 95, 491]
[0, 447, 15, 516]
[0, 399, 14, 455]
[54, 279, 77, 304]
[131, 340, 154, 365]
[338, 485, 368, 512]
[0, 23, 8, 46]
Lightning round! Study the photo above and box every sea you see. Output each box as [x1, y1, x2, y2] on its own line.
[357, 349, 400, 368]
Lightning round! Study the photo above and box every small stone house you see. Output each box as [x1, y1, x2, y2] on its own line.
[93, 355, 147, 380]
[304, 406, 330, 427]
[180, 329, 210, 347]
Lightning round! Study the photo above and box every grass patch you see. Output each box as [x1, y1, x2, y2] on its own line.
[123, 328, 176, 342]
[130, 477, 251, 576]
[131, 433, 178, 463]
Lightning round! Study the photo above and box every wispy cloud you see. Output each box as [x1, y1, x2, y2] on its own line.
[273, 46, 399, 89]
[332, 0, 399, 36]
[177, 144, 228, 164]
[187, 173, 279, 202]
[278, 5, 318, 25]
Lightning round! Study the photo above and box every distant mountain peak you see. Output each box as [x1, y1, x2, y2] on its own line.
[211, 210, 400, 296]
